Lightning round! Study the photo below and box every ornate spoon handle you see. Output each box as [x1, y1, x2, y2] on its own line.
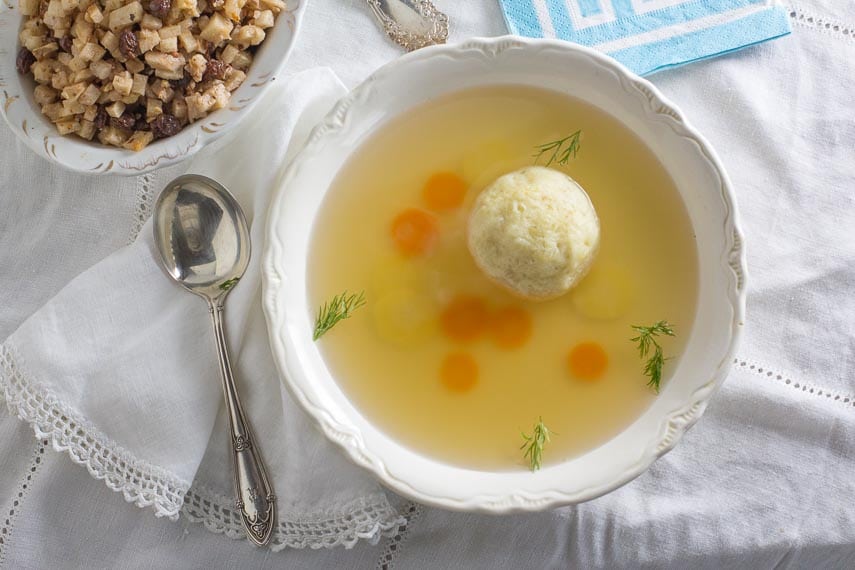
[365, 0, 449, 51]
[209, 300, 275, 547]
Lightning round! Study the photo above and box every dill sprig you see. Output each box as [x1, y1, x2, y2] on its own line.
[532, 130, 582, 167]
[520, 417, 553, 472]
[630, 321, 675, 393]
[313, 290, 366, 341]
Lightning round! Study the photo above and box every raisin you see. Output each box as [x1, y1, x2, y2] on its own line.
[119, 30, 139, 58]
[203, 59, 228, 81]
[93, 107, 109, 130]
[16, 48, 36, 75]
[151, 113, 181, 138]
[149, 0, 171, 18]
[58, 35, 73, 53]
[170, 74, 190, 90]
[111, 113, 137, 130]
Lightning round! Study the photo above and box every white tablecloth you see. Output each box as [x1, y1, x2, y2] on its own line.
[2, 1, 854, 568]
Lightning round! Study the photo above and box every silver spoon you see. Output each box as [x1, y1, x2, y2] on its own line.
[153, 174, 275, 547]
[366, 0, 449, 51]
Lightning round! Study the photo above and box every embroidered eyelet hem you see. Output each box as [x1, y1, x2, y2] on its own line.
[0, 342, 405, 549]
[183, 485, 404, 550]
[0, 343, 189, 520]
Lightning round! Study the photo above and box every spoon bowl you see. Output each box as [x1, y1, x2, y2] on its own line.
[153, 174, 251, 300]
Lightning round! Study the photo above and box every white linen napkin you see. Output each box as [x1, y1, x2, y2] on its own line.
[0, 67, 403, 550]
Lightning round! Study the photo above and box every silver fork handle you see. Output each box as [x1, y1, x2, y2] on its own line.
[209, 300, 275, 547]
[365, 0, 449, 51]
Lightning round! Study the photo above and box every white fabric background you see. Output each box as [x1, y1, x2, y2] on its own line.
[1, 0, 854, 568]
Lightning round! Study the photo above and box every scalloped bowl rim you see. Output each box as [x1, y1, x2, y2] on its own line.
[262, 37, 747, 513]
[0, 0, 306, 175]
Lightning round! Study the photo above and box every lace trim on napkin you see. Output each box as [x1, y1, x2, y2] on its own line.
[0, 343, 405, 549]
[183, 485, 404, 550]
[0, 343, 190, 520]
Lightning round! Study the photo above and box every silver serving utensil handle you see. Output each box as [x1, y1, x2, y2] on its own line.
[365, 0, 449, 51]
[210, 298, 275, 547]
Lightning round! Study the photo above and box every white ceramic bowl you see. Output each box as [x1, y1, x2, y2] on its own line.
[263, 37, 747, 512]
[0, 0, 305, 175]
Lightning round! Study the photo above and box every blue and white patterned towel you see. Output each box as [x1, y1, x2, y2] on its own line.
[499, 0, 791, 75]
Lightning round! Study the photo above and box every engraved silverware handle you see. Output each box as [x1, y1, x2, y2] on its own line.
[365, 0, 449, 52]
[209, 300, 275, 547]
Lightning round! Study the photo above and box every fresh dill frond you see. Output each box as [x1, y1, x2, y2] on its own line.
[532, 130, 582, 167]
[520, 417, 553, 472]
[630, 321, 675, 392]
[313, 290, 366, 341]
[218, 277, 240, 292]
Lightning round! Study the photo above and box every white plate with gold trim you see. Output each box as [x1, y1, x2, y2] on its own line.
[0, 0, 305, 175]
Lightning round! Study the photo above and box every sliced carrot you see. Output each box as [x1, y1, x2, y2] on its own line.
[490, 306, 533, 350]
[440, 295, 489, 342]
[390, 208, 439, 257]
[568, 342, 608, 380]
[440, 352, 478, 393]
[422, 172, 468, 211]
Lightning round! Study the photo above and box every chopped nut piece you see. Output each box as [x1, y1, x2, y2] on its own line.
[229, 50, 252, 70]
[222, 0, 245, 21]
[200, 12, 233, 45]
[140, 13, 163, 29]
[78, 42, 106, 63]
[31, 42, 59, 60]
[61, 81, 86, 101]
[55, 117, 81, 135]
[219, 44, 239, 64]
[207, 81, 229, 109]
[123, 130, 155, 151]
[185, 91, 214, 121]
[109, 2, 144, 31]
[178, 30, 198, 52]
[20, 0, 40, 16]
[146, 97, 164, 120]
[137, 29, 160, 53]
[34, 84, 60, 105]
[98, 125, 131, 146]
[100, 30, 119, 54]
[223, 68, 245, 91]
[131, 73, 148, 95]
[259, 0, 284, 12]
[83, 105, 98, 121]
[188, 53, 207, 82]
[78, 119, 96, 140]
[125, 57, 145, 74]
[159, 24, 181, 39]
[252, 9, 274, 29]
[112, 71, 134, 96]
[149, 78, 175, 102]
[89, 59, 114, 80]
[231, 25, 265, 47]
[157, 36, 178, 53]
[84, 3, 103, 24]
[78, 83, 102, 105]
[144, 51, 186, 80]
[105, 100, 126, 117]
